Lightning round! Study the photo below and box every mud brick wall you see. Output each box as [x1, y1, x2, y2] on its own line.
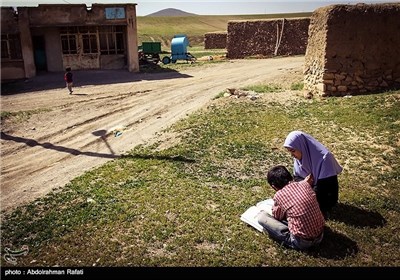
[226, 18, 310, 59]
[204, 31, 227, 49]
[304, 3, 400, 97]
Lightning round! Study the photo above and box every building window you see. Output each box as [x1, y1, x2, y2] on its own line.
[80, 26, 98, 54]
[60, 26, 124, 55]
[61, 34, 77, 54]
[60, 27, 78, 54]
[82, 34, 98, 53]
[99, 26, 125, 55]
[1, 34, 22, 60]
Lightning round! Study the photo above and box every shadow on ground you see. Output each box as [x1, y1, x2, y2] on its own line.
[330, 202, 387, 228]
[1, 65, 192, 95]
[1, 131, 196, 163]
[306, 226, 359, 260]
[305, 202, 386, 260]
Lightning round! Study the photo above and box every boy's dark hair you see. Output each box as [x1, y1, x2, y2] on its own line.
[66, 67, 71, 71]
[267, 165, 293, 189]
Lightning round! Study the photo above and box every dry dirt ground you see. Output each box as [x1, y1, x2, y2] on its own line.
[0, 56, 304, 215]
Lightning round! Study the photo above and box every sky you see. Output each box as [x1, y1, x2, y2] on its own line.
[0, 0, 395, 16]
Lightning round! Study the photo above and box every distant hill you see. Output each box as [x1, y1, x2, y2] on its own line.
[146, 8, 197, 17]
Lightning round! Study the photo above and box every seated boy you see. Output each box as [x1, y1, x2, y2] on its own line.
[257, 165, 325, 250]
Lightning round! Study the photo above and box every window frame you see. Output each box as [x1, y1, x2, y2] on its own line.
[60, 26, 125, 55]
[1, 33, 23, 60]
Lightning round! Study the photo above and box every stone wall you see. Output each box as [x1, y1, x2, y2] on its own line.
[204, 31, 227, 49]
[226, 18, 310, 59]
[304, 3, 400, 97]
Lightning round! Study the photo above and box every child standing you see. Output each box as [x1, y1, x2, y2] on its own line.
[64, 67, 73, 94]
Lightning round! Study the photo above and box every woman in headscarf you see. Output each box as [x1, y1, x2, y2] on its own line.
[283, 131, 343, 218]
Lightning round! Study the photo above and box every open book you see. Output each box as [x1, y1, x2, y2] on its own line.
[240, 198, 274, 232]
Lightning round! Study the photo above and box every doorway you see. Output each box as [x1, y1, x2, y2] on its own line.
[33, 36, 47, 71]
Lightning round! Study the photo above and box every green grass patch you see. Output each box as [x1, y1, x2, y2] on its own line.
[290, 81, 304, 90]
[243, 84, 283, 93]
[1, 90, 399, 267]
[1, 108, 52, 123]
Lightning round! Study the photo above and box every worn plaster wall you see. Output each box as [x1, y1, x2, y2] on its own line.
[1, 3, 139, 82]
[24, 4, 139, 72]
[304, 3, 400, 97]
[17, 8, 36, 78]
[30, 27, 64, 72]
[1, 8, 26, 80]
[26, 4, 128, 27]
[1, 7, 18, 33]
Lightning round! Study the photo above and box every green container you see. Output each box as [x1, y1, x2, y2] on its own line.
[141, 42, 161, 54]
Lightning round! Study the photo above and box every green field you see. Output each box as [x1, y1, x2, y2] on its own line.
[137, 13, 312, 48]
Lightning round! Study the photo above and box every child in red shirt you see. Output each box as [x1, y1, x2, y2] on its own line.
[64, 67, 73, 94]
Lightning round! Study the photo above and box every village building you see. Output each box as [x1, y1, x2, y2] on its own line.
[1, 3, 139, 82]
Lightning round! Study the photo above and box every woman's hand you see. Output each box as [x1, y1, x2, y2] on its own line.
[305, 173, 314, 186]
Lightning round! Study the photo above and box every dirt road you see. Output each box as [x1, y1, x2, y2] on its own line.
[0, 56, 304, 214]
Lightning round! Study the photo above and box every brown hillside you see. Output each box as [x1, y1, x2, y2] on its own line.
[146, 8, 197, 17]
